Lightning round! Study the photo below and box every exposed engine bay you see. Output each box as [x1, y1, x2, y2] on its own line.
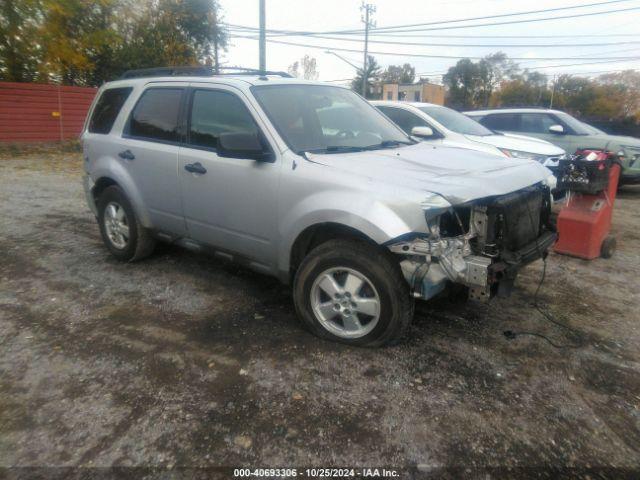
[389, 184, 557, 302]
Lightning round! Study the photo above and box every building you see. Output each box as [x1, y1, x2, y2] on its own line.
[382, 81, 445, 105]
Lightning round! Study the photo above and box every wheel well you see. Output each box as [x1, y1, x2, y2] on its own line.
[92, 177, 118, 202]
[289, 223, 378, 282]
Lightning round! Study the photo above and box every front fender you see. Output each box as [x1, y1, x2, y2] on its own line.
[277, 190, 427, 274]
[89, 155, 153, 228]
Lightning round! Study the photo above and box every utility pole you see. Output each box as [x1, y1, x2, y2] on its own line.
[212, 9, 219, 74]
[549, 74, 556, 108]
[259, 0, 266, 72]
[361, 2, 376, 97]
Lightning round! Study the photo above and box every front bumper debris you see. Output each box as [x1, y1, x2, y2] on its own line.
[389, 185, 555, 302]
[390, 236, 496, 302]
[391, 233, 552, 302]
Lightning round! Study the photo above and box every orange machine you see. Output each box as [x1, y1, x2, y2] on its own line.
[554, 150, 621, 260]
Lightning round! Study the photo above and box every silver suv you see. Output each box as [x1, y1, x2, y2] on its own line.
[82, 70, 556, 347]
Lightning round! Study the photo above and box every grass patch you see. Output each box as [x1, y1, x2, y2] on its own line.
[0, 140, 81, 159]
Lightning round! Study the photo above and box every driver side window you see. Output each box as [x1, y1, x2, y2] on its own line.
[518, 113, 557, 134]
[377, 106, 430, 135]
[188, 89, 259, 150]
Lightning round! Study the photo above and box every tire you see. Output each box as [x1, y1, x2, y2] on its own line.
[293, 239, 414, 347]
[97, 185, 156, 262]
[600, 235, 616, 259]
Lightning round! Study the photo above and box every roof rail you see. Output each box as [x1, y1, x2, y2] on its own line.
[119, 66, 293, 80]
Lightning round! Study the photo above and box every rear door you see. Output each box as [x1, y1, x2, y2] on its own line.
[118, 83, 188, 235]
[177, 84, 280, 271]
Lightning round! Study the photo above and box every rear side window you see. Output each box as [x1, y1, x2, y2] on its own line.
[188, 89, 258, 150]
[377, 106, 429, 135]
[480, 113, 519, 131]
[128, 88, 183, 143]
[88, 87, 132, 134]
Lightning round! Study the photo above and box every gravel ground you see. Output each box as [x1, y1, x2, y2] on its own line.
[1, 155, 639, 475]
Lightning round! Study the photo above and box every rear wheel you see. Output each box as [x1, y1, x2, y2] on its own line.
[293, 239, 413, 347]
[97, 185, 156, 262]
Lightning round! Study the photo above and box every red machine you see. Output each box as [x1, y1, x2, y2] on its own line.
[554, 150, 621, 259]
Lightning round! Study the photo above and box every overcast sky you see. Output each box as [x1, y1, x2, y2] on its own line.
[217, 0, 640, 83]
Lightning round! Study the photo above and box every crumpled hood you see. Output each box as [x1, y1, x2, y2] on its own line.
[307, 142, 552, 204]
[465, 133, 565, 156]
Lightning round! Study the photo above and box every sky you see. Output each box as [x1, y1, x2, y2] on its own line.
[217, 0, 640, 84]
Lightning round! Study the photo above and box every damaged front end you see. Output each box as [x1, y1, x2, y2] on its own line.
[388, 184, 557, 302]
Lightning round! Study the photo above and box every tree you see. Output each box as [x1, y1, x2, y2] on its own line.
[492, 71, 551, 108]
[597, 70, 640, 118]
[0, 0, 43, 82]
[477, 52, 518, 107]
[287, 54, 318, 80]
[351, 55, 381, 99]
[110, 0, 227, 80]
[552, 75, 599, 116]
[380, 63, 415, 84]
[444, 53, 519, 109]
[1, 0, 227, 86]
[443, 58, 483, 110]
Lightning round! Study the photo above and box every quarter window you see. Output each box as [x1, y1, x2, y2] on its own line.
[88, 87, 132, 134]
[128, 88, 183, 143]
[188, 90, 258, 149]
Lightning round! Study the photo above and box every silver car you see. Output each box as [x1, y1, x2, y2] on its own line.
[81, 71, 556, 347]
[372, 101, 566, 169]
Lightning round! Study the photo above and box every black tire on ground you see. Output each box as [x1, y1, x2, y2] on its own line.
[293, 239, 414, 347]
[600, 235, 616, 259]
[97, 185, 156, 262]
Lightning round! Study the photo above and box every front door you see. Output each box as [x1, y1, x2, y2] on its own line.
[178, 85, 280, 271]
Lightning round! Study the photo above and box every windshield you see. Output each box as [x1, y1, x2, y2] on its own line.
[252, 84, 412, 153]
[555, 112, 602, 135]
[419, 105, 493, 136]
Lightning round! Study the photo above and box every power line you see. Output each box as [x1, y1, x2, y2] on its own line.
[229, 25, 640, 39]
[526, 58, 640, 69]
[229, 34, 640, 61]
[368, 6, 640, 33]
[225, 0, 640, 36]
[364, 32, 640, 39]
[518, 45, 640, 65]
[324, 67, 636, 83]
[234, 32, 640, 48]
[341, 0, 638, 33]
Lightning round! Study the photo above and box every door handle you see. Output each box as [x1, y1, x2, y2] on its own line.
[184, 162, 207, 175]
[118, 149, 135, 160]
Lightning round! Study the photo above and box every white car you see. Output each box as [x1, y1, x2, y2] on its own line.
[372, 101, 566, 168]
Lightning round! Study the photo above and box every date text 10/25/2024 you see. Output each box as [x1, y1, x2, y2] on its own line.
[233, 468, 400, 478]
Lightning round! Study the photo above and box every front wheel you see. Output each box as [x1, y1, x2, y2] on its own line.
[293, 239, 414, 347]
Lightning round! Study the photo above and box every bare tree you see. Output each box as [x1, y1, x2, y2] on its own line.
[287, 54, 318, 80]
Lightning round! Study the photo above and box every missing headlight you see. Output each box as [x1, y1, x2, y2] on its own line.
[438, 207, 471, 237]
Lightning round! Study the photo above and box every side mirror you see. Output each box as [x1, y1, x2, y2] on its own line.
[548, 124, 564, 135]
[411, 126, 435, 138]
[218, 132, 273, 161]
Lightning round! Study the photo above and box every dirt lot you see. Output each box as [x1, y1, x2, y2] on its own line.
[1, 154, 640, 475]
